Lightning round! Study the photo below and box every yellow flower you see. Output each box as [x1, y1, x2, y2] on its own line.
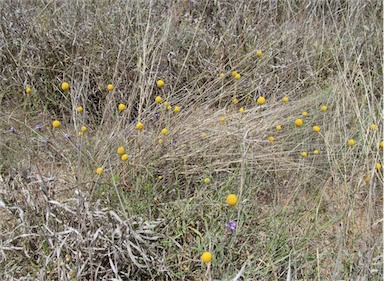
[77, 131, 83, 136]
[202, 133, 208, 139]
[282, 96, 289, 103]
[118, 104, 126, 112]
[256, 50, 263, 57]
[301, 151, 307, 157]
[203, 178, 211, 184]
[257, 96, 266, 105]
[313, 125, 320, 132]
[161, 128, 168, 135]
[380, 141, 384, 149]
[136, 122, 144, 131]
[231, 71, 238, 77]
[117, 147, 125, 155]
[77, 106, 83, 113]
[157, 80, 165, 88]
[155, 96, 162, 103]
[348, 139, 355, 147]
[61, 82, 70, 91]
[121, 154, 128, 161]
[276, 125, 282, 131]
[96, 167, 103, 175]
[158, 138, 163, 144]
[167, 105, 172, 111]
[376, 163, 382, 170]
[313, 149, 319, 155]
[295, 119, 303, 127]
[302, 111, 308, 117]
[107, 84, 114, 91]
[81, 126, 87, 132]
[201, 252, 212, 263]
[232, 98, 239, 104]
[52, 120, 61, 128]
[26, 87, 31, 94]
[268, 136, 275, 142]
[174, 106, 180, 112]
[219, 72, 225, 78]
[164, 101, 169, 106]
[234, 73, 241, 80]
[239, 107, 245, 113]
[365, 177, 370, 183]
[370, 124, 377, 131]
[226, 194, 238, 206]
[220, 117, 225, 122]
[321, 105, 327, 112]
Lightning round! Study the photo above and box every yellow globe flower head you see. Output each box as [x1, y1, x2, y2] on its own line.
[174, 106, 181, 113]
[301, 151, 307, 157]
[376, 163, 382, 170]
[302, 111, 308, 117]
[81, 126, 87, 132]
[77, 131, 83, 136]
[219, 72, 225, 78]
[158, 138, 163, 144]
[157, 79, 165, 88]
[257, 96, 266, 105]
[118, 103, 126, 112]
[295, 118, 303, 127]
[370, 124, 377, 131]
[202, 133, 208, 139]
[276, 125, 282, 131]
[268, 136, 275, 142]
[167, 105, 172, 111]
[161, 128, 168, 135]
[256, 50, 263, 57]
[365, 177, 370, 183]
[117, 146, 125, 155]
[226, 194, 238, 206]
[203, 178, 211, 184]
[136, 122, 144, 131]
[61, 82, 70, 91]
[220, 117, 225, 123]
[232, 98, 239, 104]
[155, 96, 162, 103]
[163, 101, 169, 106]
[201, 252, 212, 263]
[26, 87, 31, 94]
[380, 141, 384, 149]
[121, 154, 128, 161]
[282, 96, 289, 103]
[231, 71, 238, 77]
[96, 167, 103, 175]
[239, 107, 245, 113]
[77, 106, 83, 113]
[313, 149, 319, 155]
[348, 139, 355, 147]
[107, 84, 114, 91]
[234, 73, 241, 80]
[321, 105, 327, 112]
[313, 125, 320, 133]
[52, 120, 61, 128]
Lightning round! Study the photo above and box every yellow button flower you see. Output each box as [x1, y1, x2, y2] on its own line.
[226, 194, 238, 206]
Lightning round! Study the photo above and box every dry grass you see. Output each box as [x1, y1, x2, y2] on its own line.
[0, 0, 383, 280]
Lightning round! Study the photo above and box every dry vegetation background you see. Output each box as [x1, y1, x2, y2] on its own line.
[0, 0, 383, 280]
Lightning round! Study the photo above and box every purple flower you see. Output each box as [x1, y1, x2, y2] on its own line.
[154, 113, 160, 119]
[117, 115, 123, 119]
[9, 127, 15, 133]
[43, 137, 49, 143]
[65, 133, 70, 140]
[75, 95, 80, 101]
[35, 124, 42, 131]
[38, 112, 43, 117]
[226, 220, 236, 231]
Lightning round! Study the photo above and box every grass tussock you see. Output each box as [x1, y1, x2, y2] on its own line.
[0, 0, 383, 280]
